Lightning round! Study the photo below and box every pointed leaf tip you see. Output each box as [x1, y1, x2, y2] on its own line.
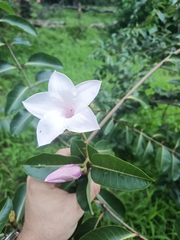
[0, 15, 37, 36]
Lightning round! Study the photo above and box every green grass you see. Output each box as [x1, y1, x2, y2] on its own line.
[0, 7, 115, 199]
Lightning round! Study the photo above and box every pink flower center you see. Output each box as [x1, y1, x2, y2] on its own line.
[66, 108, 74, 118]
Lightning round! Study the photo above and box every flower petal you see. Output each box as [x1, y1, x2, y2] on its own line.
[37, 111, 66, 146]
[66, 107, 100, 133]
[48, 71, 76, 108]
[45, 164, 82, 183]
[22, 92, 63, 119]
[75, 80, 101, 112]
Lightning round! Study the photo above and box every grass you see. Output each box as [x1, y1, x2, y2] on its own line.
[0, 6, 116, 199]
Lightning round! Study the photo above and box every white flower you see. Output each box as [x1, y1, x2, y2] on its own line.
[23, 71, 101, 146]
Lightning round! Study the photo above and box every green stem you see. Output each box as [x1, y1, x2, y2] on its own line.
[87, 48, 180, 143]
[132, 127, 180, 156]
[0, 32, 31, 88]
[100, 201, 148, 240]
[93, 206, 105, 229]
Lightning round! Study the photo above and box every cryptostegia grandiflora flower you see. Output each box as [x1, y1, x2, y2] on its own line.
[23, 71, 101, 147]
[45, 164, 82, 183]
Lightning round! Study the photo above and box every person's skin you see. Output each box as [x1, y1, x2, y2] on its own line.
[17, 148, 100, 240]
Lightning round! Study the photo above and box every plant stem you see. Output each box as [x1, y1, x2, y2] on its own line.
[101, 202, 148, 240]
[87, 49, 180, 143]
[0, 32, 31, 88]
[132, 128, 180, 157]
[94, 209, 105, 229]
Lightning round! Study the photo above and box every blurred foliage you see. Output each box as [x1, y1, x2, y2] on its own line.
[91, 0, 180, 210]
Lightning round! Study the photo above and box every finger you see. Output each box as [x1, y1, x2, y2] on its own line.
[90, 180, 101, 201]
[56, 148, 70, 156]
[27, 176, 57, 190]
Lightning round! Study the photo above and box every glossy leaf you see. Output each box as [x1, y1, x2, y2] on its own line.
[0, 15, 37, 36]
[13, 184, 26, 223]
[5, 83, 30, 116]
[91, 154, 154, 190]
[0, 119, 10, 132]
[0, 60, 16, 76]
[87, 144, 98, 161]
[35, 69, 53, 82]
[170, 154, 180, 181]
[104, 119, 114, 136]
[25, 53, 62, 69]
[79, 226, 136, 240]
[0, 1, 15, 14]
[0, 198, 13, 232]
[142, 141, 154, 164]
[74, 218, 98, 240]
[23, 153, 82, 180]
[155, 147, 171, 172]
[76, 175, 93, 214]
[97, 188, 125, 223]
[94, 140, 114, 155]
[175, 217, 180, 239]
[70, 139, 86, 161]
[13, 38, 31, 46]
[10, 109, 34, 135]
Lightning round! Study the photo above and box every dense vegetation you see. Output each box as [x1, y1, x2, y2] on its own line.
[1, 0, 180, 239]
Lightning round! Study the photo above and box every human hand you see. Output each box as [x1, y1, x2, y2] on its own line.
[17, 148, 100, 240]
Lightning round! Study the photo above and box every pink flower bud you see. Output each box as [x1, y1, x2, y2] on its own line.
[45, 164, 82, 183]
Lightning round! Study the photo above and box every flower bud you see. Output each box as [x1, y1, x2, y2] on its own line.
[45, 164, 82, 183]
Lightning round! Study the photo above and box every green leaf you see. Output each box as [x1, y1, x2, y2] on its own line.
[13, 184, 26, 223]
[25, 53, 62, 69]
[79, 226, 136, 240]
[175, 217, 180, 239]
[87, 144, 98, 161]
[0, 60, 16, 76]
[97, 189, 125, 223]
[10, 109, 34, 135]
[74, 218, 98, 240]
[155, 147, 171, 172]
[94, 140, 114, 155]
[35, 70, 53, 82]
[91, 154, 154, 191]
[0, 42, 5, 46]
[0, 198, 13, 232]
[167, 54, 180, 64]
[5, 83, 30, 116]
[0, 1, 15, 14]
[128, 95, 149, 109]
[76, 175, 93, 214]
[104, 119, 114, 136]
[23, 153, 82, 180]
[13, 38, 31, 46]
[170, 154, 180, 181]
[134, 132, 145, 156]
[142, 141, 154, 164]
[70, 139, 86, 162]
[168, 80, 180, 86]
[0, 119, 10, 132]
[157, 10, 166, 23]
[0, 15, 37, 36]
[125, 126, 133, 145]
